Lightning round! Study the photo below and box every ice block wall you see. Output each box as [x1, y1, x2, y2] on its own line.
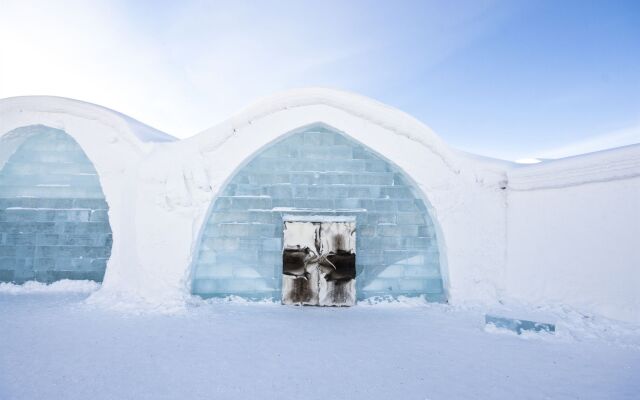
[0, 126, 112, 283]
[191, 125, 445, 301]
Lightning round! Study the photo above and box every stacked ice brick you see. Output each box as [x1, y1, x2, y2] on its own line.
[192, 125, 444, 301]
[0, 126, 112, 283]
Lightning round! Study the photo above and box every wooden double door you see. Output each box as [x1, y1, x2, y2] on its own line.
[281, 219, 356, 306]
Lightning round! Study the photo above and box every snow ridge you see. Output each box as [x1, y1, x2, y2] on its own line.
[191, 88, 462, 173]
[0, 95, 176, 144]
[509, 143, 640, 190]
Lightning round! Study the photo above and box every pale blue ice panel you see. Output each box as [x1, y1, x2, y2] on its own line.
[0, 126, 113, 283]
[485, 315, 556, 335]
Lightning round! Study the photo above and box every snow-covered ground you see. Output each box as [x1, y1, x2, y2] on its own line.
[1, 283, 639, 400]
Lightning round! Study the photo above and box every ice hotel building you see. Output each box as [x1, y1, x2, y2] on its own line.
[0, 89, 638, 320]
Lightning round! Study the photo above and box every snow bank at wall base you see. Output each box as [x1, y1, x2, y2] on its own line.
[0, 279, 100, 294]
[0, 88, 638, 323]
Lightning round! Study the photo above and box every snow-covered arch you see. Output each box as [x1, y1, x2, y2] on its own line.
[80, 88, 506, 308]
[0, 96, 176, 288]
[160, 89, 507, 306]
[190, 122, 448, 301]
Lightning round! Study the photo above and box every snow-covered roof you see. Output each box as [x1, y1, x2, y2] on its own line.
[187, 87, 463, 171]
[0, 95, 176, 144]
[196, 88, 445, 144]
[1, 89, 638, 189]
[509, 143, 640, 190]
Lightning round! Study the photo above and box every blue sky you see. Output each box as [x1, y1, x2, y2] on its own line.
[1, 0, 638, 160]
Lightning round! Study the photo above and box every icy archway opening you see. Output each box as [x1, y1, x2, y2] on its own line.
[0, 126, 113, 283]
[191, 124, 445, 302]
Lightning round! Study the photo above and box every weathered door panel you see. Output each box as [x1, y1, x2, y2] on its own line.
[282, 248, 319, 305]
[282, 219, 356, 306]
[282, 221, 320, 305]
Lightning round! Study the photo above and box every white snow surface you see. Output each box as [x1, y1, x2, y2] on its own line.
[1, 292, 639, 400]
[1, 88, 639, 323]
[0, 279, 100, 294]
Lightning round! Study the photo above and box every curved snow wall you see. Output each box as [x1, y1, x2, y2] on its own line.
[0, 126, 112, 283]
[191, 125, 445, 301]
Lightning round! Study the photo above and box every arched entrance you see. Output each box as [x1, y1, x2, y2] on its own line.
[191, 124, 446, 302]
[0, 125, 113, 283]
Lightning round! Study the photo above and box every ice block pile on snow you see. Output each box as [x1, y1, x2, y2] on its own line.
[485, 314, 556, 335]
